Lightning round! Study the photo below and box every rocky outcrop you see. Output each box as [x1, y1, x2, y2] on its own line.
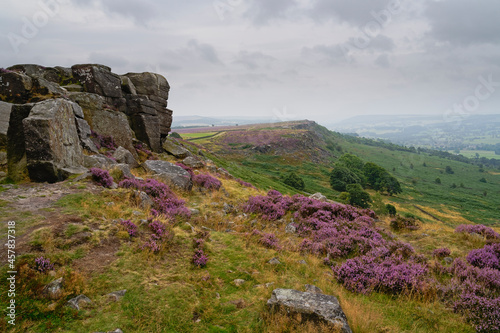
[268, 288, 352, 333]
[1, 63, 176, 183]
[163, 138, 190, 158]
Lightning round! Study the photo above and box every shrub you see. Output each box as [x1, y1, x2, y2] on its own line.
[346, 184, 372, 208]
[192, 250, 208, 268]
[120, 219, 138, 237]
[193, 174, 222, 191]
[385, 204, 397, 216]
[333, 253, 429, 295]
[466, 244, 500, 270]
[433, 248, 451, 259]
[479, 177, 487, 183]
[445, 166, 454, 174]
[170, 132, 182, 139]
[89, 168, 114, 188]
[34, 257, 54, 273]
[283, 172, 305, 191]
[435, 177, 441, 184]
[390, 215, 420, 231]
[455, 224, 500, 240]
[329, 165, 361, 192]
[90, 130, 117, 150]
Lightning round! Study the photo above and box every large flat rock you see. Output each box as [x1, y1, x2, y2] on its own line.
[268, 288, 352, 333]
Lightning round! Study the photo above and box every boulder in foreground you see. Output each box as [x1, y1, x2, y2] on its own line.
[267, 288, 352, 333]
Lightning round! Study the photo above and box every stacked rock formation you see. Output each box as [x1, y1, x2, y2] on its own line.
[0, 64, 174, 182]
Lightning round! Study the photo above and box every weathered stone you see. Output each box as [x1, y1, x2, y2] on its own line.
[8, 64, 60, 83]
[310, 193, 327, 202]
[70, 92, 137, 158]
[0, 152, 7, 166]
[285, 223, 296, 234]
[444, 257, 454, 265]
[72, 64, 122, 98]
[7, 103, 34, 181]
[131, 113, 161, 153]
[0, 71, 33, 103]
[137, 191, 154, 209]
[233, 279, 246, 286]
[268, 289, 352, 332]
[0, 101, 13, 148]
[163, 138, 190, 158]
[32, 77, 68, 98]
[22, 99, 85, 182]
[190, 208, 201, 216]
[142, 160, 192, 191]
[110, 163, 135, 180]
[107, 289, 127, 302]
[125, 72, 170, 99]
[125, 95, 157, 116]
[298, 260, 307, 265]
[42, 277, 63, 300]
[75, 118, 99, 153]
[67, 294, 92, 311]
[158, 108, 173, 137]
[183, 156, 204, 169]
[112, 146, 139, 168]
[304, 284, 323, 294]
[268, 257, 281, 265]
[62, 84, 83, 92]
[83, 154, 116, 169]
[120, 75, 136, 95]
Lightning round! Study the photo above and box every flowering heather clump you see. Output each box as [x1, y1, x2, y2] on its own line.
[90, 167, 114, 188]
[333, 253, 429, 295]
[466, 243, 500, 270]
[192, 249, 208, 268]
[90, 130, 117, 150]
[149, 220, 169, 240]
[192, 231, 209, 268]
[193, 174, 222, 191]
[120, 219, 138, 237]
[236, 178, 257, 189]
[454, 294, 500, 332]
[34, 257, 54, 273]
[141, 239, 161, 253]
[134, 142, 156, 160]
[119, 178, 191, 219]
[176, 163, 195, 178]
[243, 190, 292, 221]
[433, 248, 451, 259]
[455, 224, 500, 239]
[0, 68, 13, 74]
[251, 230, 281, 250]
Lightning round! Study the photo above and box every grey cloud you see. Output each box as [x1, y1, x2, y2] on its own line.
[244, 0, 298, 25]
[301, 44, 347, 65]
[426, 0, 500, 46]
[89, 52, 129, 68]
[375, 54, 390, 67]
[308, 0, 394, 25]
[187, 40, 221, 64]
[233, 51, 275, 70]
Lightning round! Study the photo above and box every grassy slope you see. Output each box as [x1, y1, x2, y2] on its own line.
[0, 180, 477, 333]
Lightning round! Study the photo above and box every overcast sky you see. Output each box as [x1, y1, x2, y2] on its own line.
[1, 0, 500, 123]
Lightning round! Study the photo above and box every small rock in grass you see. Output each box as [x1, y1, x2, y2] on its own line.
[233, 279, 246, 286]
[67, 294, 92, 310]
[444, 257, 454, 264]
[42, 277, 64, 300]
[285, 223, 296, 234]
[268, 257, 281, 265]
[298, 260, 307, 265]
[304, 284, 323, 294]
[107, 290, 127, 302]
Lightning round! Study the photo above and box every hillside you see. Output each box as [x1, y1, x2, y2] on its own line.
[1, 65, 500, 332]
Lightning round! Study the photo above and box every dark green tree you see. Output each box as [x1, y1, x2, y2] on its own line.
[445, 166, 454, 174]
[284, 172, 305, 191]
[346, 184, 372, 208]
[385, 204, 397, 216]
[170, 132, 182, 139]
[329, 165, 361, 192]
